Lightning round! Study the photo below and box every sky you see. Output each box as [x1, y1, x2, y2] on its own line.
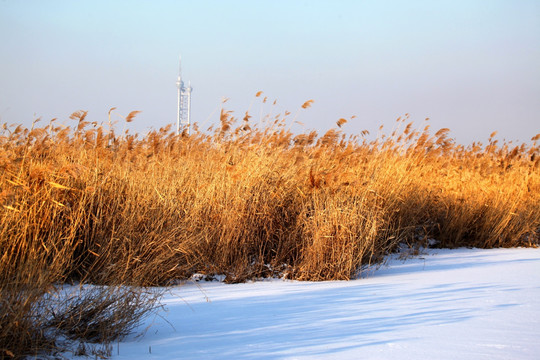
[1, 0, 539, 145]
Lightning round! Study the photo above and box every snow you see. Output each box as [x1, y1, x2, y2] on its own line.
[104, 248, 540, 359]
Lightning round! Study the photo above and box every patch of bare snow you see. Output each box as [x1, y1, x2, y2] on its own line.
[78, 248, 540, 359]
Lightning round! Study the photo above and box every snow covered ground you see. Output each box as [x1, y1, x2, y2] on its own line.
[106, 248, 540, 360]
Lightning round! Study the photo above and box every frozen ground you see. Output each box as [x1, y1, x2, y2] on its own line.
[102, 248, 539, 360]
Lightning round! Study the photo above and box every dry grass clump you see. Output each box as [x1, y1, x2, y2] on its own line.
[0, 284, 55, 359]
[47, 285, 161, 343]
[0, 281, 160, 359]
[1, 98, 539, 357]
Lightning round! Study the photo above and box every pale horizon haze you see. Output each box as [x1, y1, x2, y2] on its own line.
[1, 0, 539, 145]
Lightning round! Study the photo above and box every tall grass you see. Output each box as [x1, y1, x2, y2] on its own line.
[1, 98, 539, 357]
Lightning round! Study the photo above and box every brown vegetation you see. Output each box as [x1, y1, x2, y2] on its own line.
[1, 98, 539, 357]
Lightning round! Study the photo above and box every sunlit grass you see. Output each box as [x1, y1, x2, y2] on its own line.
[1, 94, 539, 357]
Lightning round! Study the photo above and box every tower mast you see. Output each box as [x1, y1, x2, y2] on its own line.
[176, 56, 193, 136]
[176, 56, 182, 135]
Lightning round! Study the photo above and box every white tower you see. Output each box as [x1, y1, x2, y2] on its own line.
[176, 56, 193, 135]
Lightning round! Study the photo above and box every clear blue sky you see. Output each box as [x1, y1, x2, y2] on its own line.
[1, 0, 539, 145]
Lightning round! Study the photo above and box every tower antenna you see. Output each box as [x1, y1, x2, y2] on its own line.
[176, 55, 193, 135]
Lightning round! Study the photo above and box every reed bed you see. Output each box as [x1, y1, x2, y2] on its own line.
[1, 97, 539, 357]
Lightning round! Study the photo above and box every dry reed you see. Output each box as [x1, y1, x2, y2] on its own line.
[1, 97, 539, 357]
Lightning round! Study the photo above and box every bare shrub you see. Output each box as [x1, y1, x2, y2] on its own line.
[47, 285, 162, 343]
